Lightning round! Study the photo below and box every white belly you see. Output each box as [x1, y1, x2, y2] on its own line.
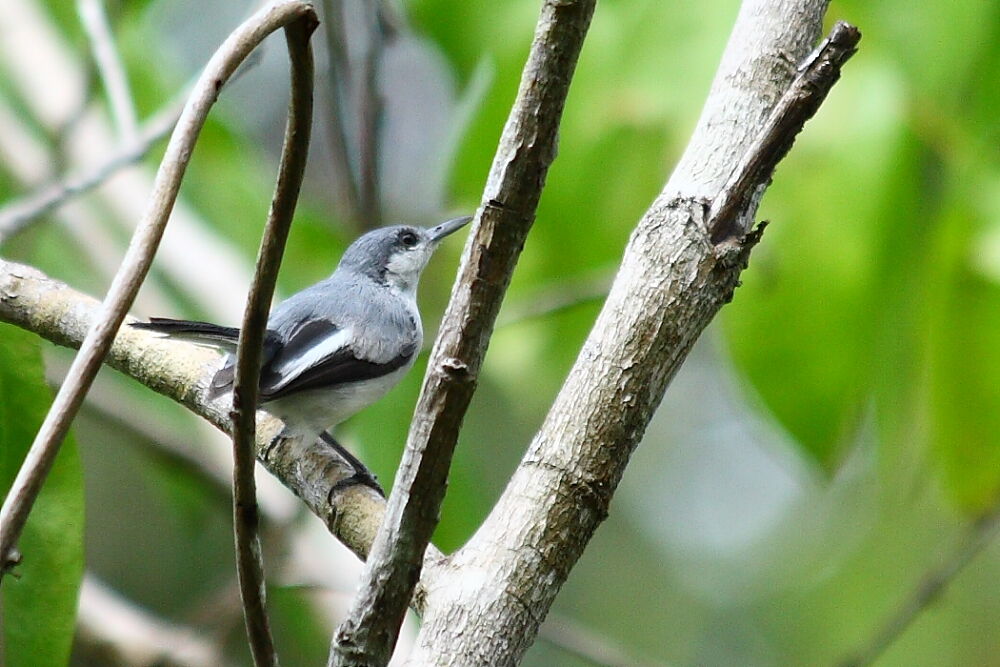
[261, 363, 413, 437]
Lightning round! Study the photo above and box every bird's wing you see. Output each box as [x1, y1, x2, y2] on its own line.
[257, 319, 417, 401]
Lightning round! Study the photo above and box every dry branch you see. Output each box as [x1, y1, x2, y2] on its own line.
[406, 2, 858, 663]
[227, 9, 317, 666]
[328, 0, 598, 663]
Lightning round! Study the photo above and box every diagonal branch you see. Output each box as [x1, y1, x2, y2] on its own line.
[407, 3, 860, 663]
[0, 0, 318, 580]
[838, 505, 1000, 667]
[0, 97, 182, 243]
[229, 11, 317, 667]
[77, 0, 138, 143]
[328, 1, 598, 663]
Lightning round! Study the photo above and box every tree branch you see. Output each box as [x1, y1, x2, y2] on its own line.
[318, 0, 362, 224]
[407, 2, 858, 663]
[356, 0, 385, 229]
[228, 11, 317, 667]
[839, 505, 1000, 667]
[76, 574, 230, 667]
[0, 0, 320, 579]
[77, 0, 138, 143]
[328, 1, 597, 663]
[0, 96, 182, 243]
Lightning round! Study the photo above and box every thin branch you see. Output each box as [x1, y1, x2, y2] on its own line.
[707, 20, 860, 242]
[77, 0, 138, 143]
[356, 0, 385, 228]
[229, 12, 317, 667]
[328, 0, 598, 663]
[0, 0, 318, 581]
[76, 574, 230, 667]
[407, 3, 859, 663]
[496, 268, 613, 328]
[0, 97, 182, 243]
[839, 506, 1000, 667]
[538, 612, 667, 667]
[319, 0, 362, 223]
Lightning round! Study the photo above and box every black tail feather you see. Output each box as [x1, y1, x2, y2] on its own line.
[130, 317, 240, 342]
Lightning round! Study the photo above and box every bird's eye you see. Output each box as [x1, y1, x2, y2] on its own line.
[400, 232, 419, 248]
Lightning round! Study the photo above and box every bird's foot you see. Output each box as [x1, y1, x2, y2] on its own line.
[320, 432, 385, 499]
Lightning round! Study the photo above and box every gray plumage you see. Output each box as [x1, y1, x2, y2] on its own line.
[132, 216, 471, 440]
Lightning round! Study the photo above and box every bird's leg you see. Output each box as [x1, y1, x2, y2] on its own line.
[320, 431, 385, 498]
[261, 429, 292, 462]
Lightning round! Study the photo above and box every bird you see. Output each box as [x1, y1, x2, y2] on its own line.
[131, 215, 472, 490]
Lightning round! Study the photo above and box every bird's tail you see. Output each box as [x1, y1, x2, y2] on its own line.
[130, 317, 241, 350]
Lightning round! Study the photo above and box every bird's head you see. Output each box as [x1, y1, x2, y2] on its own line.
[339, 216, 472, 294]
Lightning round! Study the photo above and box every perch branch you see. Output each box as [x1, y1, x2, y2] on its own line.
[228, 11, 317, 667]
[328, 0, 598, 664]
[0, 0, 317, 581]
[407, 3, 859, 664]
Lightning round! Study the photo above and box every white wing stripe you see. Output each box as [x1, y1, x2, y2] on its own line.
[270, 327, 353, 391]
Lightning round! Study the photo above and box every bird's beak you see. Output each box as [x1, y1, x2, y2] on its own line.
[427, 215, 473, 242]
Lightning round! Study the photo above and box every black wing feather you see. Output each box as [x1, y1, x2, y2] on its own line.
[259, 342, 416, 401]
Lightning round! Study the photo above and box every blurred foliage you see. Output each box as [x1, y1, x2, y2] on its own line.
[0, 326, 84, 666]
[0, 0, 997, 665]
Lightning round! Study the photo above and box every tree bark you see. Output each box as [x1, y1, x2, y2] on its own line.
[407, 1, 849, 664]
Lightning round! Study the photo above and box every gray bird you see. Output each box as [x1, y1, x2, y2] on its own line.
[132, 216, 471, 489]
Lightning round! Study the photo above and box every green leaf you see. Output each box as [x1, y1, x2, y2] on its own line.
[925, 204, 1000, 512]
[0, 325, 85, 667]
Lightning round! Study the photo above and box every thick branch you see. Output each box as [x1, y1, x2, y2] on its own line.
[229, 12, 317, 667]
[409, 2, 858, 664]
[328, 1, 597, 664]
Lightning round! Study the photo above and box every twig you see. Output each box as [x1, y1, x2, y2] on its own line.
[707, 21, 861, 242]
[538, 612, 667, 667]
[229, 10, 317, 667]
[328, 0, 598, 663]
[319, 0, 361, 223]
[496, 268, 613, 328]
[356, 0, 385, 228]
[77, 0, 138, 143]
[0, 98, 182, 243]
[838, 506, 1000, 667]
[0, 0, 318, 582]
[76, 574, 229, 667]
